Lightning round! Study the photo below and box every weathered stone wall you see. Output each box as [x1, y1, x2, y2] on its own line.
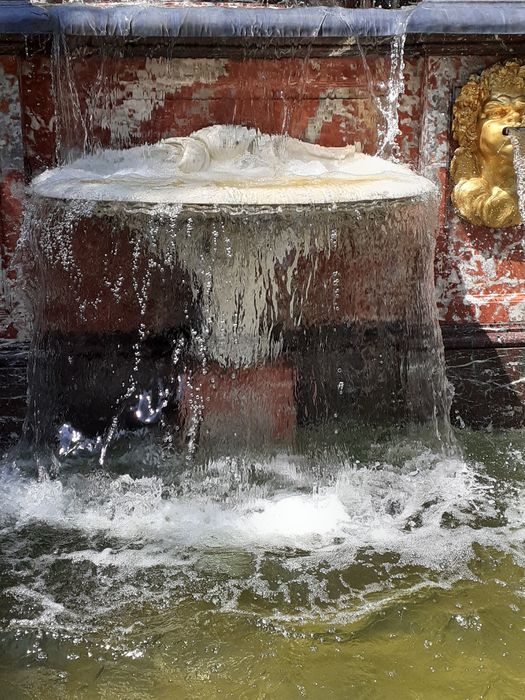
[0, 55, 26, 338]
[416, 55, 525, 328]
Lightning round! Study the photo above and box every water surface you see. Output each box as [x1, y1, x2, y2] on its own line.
[1, 429, 525, 698]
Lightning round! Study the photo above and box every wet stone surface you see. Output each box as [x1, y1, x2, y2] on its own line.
[0, 340, 28, 451]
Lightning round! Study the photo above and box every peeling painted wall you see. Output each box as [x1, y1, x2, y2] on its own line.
[415, 55, 525, 326]
[0, 56, 28, 339]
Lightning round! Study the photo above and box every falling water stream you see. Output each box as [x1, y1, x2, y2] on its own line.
[2, 15, 525, 700]
[510, 129, 525, 225]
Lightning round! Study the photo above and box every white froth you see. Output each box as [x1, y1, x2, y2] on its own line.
[31, 125, 435, 205]
[0, 453, 503, 566]
[2, 449, 522, 631]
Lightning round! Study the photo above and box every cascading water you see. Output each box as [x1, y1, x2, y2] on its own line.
[509, 127, 525, 223]
[21, 125, 451, 460]
[338, 5, 414, 161]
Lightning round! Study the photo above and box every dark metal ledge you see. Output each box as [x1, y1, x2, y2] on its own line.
[3, 1, 525, 39]
[441, 322, 525, 350]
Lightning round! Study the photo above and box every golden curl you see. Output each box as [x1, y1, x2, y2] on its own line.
[450, 60, 525, 228]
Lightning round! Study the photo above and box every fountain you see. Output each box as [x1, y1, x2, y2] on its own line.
[23, 125, 449, 456]
[1, 2, 525, 698]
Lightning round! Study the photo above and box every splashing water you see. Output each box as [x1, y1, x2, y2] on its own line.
[1, 433, 524, 624]
[2, 431, 525, 697]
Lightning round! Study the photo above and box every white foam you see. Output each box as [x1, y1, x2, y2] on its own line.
[2, 448, 523, 631]
[31, 125, 435, 205]
[0, 452, 503, 564]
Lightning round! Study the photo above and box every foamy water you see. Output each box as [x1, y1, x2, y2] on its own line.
[32, 125, 435, 205]
[0, 453, 498, 555]
[2, 439, 523, 636]
[2, 441, 524, 698]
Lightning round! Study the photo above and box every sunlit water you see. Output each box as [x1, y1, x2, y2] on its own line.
[2, 430, 525, 698]
[6, 21, 523, 695]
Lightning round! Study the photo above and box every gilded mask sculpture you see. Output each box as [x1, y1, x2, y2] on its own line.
[451, 60, 525, 228]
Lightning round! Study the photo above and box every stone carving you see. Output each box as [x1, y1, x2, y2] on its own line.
[33, 125, 432, 206]
[451, 60, 525, 228]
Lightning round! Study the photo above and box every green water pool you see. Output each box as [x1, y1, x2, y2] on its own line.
[1, 430, 525, 699]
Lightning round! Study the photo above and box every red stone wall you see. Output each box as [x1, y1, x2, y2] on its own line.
[0, 48, 524, 339]
[0, 56, 26, 338]
[416, 56, 525, 327]
[24, 55, 391, 168]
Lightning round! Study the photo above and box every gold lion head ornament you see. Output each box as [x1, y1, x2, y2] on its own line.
[451, 60, 525, 228]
